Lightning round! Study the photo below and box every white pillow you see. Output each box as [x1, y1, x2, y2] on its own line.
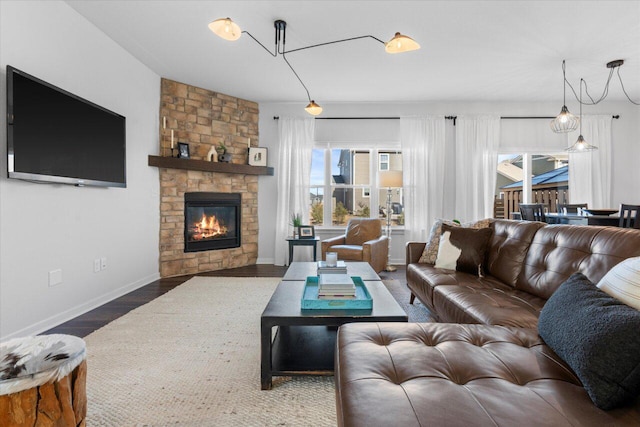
[597, 256, 640, 310]
[434, 231, 461, 270]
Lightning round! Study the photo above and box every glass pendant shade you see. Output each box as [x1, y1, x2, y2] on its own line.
[566, 78, 597, 153]
[567, 135, 597, 153]
[385, 32, 420, 54]
[209, 18, 241, 41]
[304, 100, 323, 116]
[550, 105, 579, 133]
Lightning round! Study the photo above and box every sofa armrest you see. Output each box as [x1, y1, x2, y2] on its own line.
[406, 241, 427, 265]
[321, 235, 346, 260]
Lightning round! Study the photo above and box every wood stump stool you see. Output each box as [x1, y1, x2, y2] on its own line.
[0, 334, 87, 427]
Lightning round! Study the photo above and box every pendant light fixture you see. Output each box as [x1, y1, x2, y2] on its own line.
[551, 60, 579, 133]
[385, 32, 420, 54]
[208, 17, 420, 116]
[304, 100, 323, 116]
[567, 79, 597, 153]
[208, 18, 241, 41]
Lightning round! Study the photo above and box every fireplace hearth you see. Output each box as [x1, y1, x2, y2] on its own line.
[184, 192, 241, 252]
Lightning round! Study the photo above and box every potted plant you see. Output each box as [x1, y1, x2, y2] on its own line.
[216, 142, 227, 156]
[290, 213, 302, 238]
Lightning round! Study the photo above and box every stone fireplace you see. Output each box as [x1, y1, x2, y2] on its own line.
[157, 78, 260, 277]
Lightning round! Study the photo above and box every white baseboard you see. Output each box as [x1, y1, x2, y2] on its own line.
[2, 272, 160, 341]
[256, 257, 275, 264]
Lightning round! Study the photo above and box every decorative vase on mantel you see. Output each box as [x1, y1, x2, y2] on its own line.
[207, 146, 218, 162]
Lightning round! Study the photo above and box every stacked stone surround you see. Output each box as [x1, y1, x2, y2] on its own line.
[158, 78, 260, 277]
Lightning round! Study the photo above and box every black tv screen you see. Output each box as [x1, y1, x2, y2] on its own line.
[7, 66, 126, 187]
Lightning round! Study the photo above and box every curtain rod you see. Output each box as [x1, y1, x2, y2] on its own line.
[272, 115, 620, 125]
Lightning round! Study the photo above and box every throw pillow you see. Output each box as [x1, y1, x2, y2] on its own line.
[597, 256, 640, 310]
[418, 218, 491, 264]
[434, 224, 493, 276]
[538, 273, 640, 410]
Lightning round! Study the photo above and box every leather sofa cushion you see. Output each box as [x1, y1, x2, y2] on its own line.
[485, 220, 545, 287]
[518, 226, 640, 300]
[406, 263, 510, 311]
[433, 282, 544, 328]
[326, 245, 364, 261]
[336, 322, 640, 427]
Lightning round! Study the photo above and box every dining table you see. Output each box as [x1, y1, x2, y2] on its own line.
[544, 212, 624, 227]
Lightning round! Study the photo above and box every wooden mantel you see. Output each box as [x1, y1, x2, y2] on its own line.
[148, 155, 274, 176]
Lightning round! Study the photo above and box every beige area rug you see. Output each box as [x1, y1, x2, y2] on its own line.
[84, 277, 336, 426]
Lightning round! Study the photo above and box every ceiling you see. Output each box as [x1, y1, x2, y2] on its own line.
[66, 1, 640, 106]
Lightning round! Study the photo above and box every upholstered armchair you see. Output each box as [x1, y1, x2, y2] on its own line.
[321, 218, 389, 273]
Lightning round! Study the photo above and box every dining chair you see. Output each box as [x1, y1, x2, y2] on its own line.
[619, 204, 640, 229]
[557, 203, 588, 214]
[519, 203, 546, 222]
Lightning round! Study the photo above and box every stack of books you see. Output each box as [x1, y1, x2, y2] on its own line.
[317, 273, 356, 299]
[317, 260, 347, 275]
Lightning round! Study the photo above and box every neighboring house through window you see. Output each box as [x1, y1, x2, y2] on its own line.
[310, 148, 403, 227]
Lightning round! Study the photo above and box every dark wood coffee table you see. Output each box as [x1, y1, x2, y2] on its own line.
[260, 263, 407, 390]
[282, 261, 380, 281]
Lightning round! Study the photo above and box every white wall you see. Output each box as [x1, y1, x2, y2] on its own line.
[0, 1, 161, 339]
[257, 101, 640, 264]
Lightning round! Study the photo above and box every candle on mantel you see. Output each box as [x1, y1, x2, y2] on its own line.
[248, 138, 251, 148]
[163, 116, 166, 130]
[171, 129, 174, 149]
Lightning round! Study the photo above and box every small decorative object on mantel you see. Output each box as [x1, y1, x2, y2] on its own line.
[248, 147, 267, 166]
[216, 142, 231, 163]
[177, 142, 190, 159]
[169, 128, 178, 157]
[207, 146, 218, 162]
[216, 142, 226, 156]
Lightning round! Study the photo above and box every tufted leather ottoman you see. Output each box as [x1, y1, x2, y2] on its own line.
[335, 322, 640, 426]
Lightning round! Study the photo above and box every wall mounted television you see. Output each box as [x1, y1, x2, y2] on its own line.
[6, 65, 126, 187]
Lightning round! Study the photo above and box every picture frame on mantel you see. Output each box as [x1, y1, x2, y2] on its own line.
[178, 142, 190, 159]
[248, 147, 267, 167]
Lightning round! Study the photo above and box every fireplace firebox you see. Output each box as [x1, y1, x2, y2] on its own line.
[184, 192, 241, 252]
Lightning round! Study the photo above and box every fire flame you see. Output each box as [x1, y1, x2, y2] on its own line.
[191, 213, 228, 240]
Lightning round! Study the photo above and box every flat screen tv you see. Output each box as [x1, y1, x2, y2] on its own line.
[6, 65, 126, 187]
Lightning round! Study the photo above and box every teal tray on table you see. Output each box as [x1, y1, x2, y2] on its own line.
[301, 276, 372, 310]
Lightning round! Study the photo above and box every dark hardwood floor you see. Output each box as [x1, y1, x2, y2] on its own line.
[43, 264, 406, 338]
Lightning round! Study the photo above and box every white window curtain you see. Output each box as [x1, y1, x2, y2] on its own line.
[274, 117, 315, 265]
[454, 115, 500, 222]
[400, 116, 446, 241]
[568, 115, 612, 208]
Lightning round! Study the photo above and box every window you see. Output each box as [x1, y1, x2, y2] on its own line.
[379, 153, 389, 171]
[309, 148, 403, 227]
[496, 152, 569, 219]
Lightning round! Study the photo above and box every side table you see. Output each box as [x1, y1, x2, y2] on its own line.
[286, 237, 319, 265]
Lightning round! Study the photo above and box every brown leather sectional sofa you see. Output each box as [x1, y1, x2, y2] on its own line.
[335, 220, 640, 426]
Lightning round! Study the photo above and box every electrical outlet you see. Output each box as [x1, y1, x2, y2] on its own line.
[94, 259, 101, 273]
[49, 269, 62, 287]
[101, 257, 107, 270]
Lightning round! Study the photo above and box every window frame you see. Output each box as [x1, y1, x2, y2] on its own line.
[310, 146, 403, 228]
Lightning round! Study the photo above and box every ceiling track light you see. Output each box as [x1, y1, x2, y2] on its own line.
[566, 78, 597, 153]
[208, 17, 420, 116]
